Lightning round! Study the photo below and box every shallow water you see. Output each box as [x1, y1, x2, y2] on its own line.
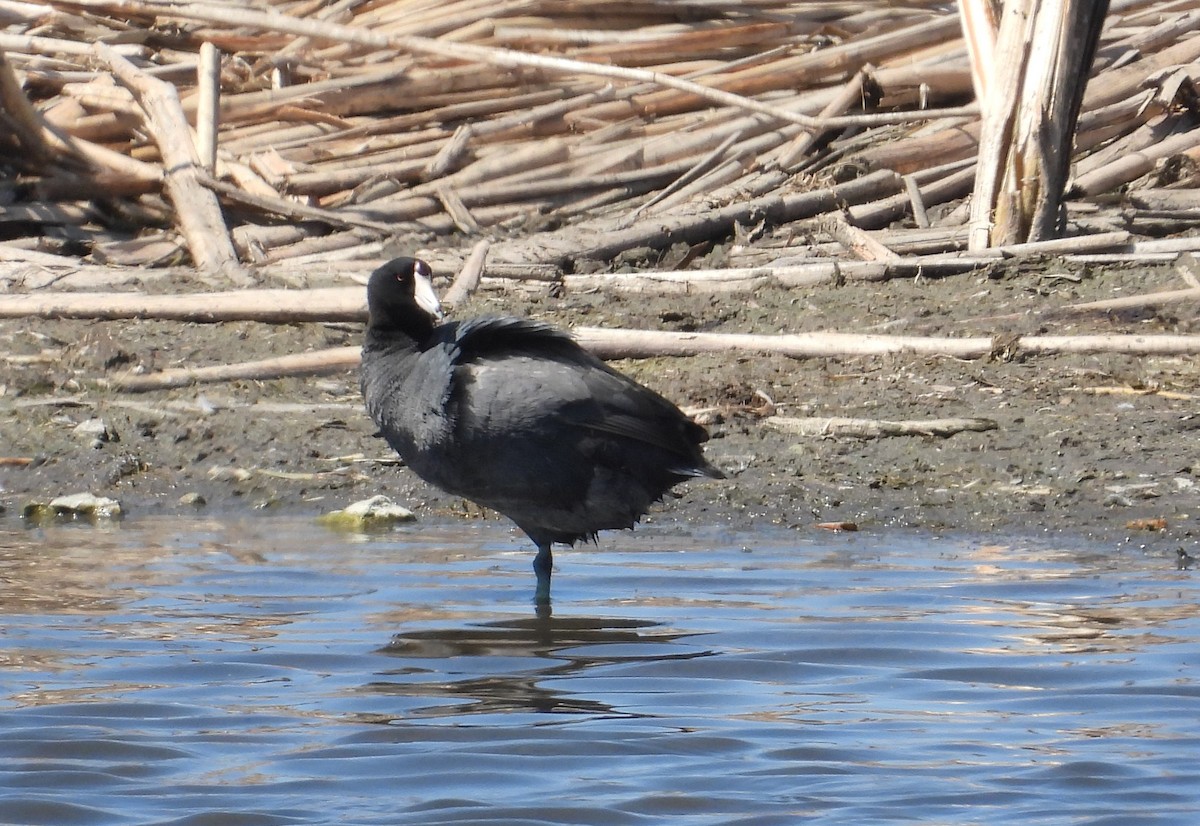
[0, 516, 1196, 825]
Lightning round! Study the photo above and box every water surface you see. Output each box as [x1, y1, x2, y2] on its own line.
[1, 517, 1197, 825]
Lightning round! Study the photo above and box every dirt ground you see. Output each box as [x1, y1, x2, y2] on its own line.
[2, 254, 1198, 560]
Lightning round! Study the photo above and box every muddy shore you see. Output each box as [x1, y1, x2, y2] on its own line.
[2, 258, 1197, 561]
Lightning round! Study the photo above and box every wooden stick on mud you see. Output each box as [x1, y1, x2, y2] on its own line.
[94, 42, 250, 285]
[764, 415, 999, 439]
[574, 328, 1200, 360]
[962, 281, 1200, 323]
[0, 287, 365, 322]
[109, 346, 361, 391]
[108, 329, 1200, 393]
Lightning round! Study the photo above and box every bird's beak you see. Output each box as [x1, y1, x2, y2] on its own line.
[413, 269, 444, 321]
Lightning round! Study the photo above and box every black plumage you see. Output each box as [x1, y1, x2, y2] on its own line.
[360, 257, 723, 603]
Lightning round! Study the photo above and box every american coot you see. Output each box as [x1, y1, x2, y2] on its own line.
[360, 257, 724, 603]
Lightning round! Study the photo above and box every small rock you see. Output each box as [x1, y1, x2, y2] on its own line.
[74, 418, 118, 448]
[23, 492, 123, 523]
[179, 492, 207, 507]
[208, 466, 253, 482]
[196, 395, 219, 415]
[319, 495, 415, 532]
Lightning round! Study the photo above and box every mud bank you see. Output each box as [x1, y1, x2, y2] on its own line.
[3, 259, 1197, 561]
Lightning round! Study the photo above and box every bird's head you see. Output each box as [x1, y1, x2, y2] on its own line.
[366, 257, 445, 336]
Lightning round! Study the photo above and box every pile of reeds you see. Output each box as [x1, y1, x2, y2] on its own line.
[2, 0, 1200, 291]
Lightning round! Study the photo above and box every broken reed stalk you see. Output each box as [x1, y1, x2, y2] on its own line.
[195, 41, 220, 172]
[441, 239, 491, 307]
[496, 168, 905, 265]
[60, 0, 977, 132]
[966, 0, 1120, 248]
[0, 227, 1146, 322]
[7, 0, 1200, 280]
[574, 328, 1200, 360]
[0, 287, 365, 321]
[108, 329, 1200, 392]
[0, 43, 162, 192]
[764, 416, 999, 439]
[109, 346, 362, 391]
[93, 42, 249, 284]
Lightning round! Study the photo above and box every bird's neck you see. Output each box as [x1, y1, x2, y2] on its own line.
[363, 326, 422, 357]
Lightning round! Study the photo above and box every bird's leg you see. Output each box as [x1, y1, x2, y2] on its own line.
[533, 543, 553, 604]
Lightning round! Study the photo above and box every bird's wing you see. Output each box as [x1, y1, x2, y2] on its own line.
[442, 315, 580, 361]
[569, 363, 712, 457]
[445, 317, 709, 462]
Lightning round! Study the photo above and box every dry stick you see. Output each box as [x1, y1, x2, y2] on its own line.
[826, 216, 899, 262]
[195, 41, 219, 171]
[424, 76, 670, 169]
[1177, 253, 1200, 290]
[566, 14, 973, 126]
[348, 158, 692, 224]
[629, 130, 743, 219]
[65, 1, 977, 131]
[1015, 0, 1109, 241]
[0, 287, 365, 322]
[109, 346, 362, 391]
[959, 0, 999, 106]
[1125, 188, 1200, 211]
[0, 31, 143, 57]
[0, 46, 161, 191]
[1071, 123, 1200, 195]
[858, 29, 1200, 180]
[775, 68, 869, 171]
[434, 185, 482, 234]
[764, 416, 999, 439]
[903, 175, 931, 228]
[561, 243, 1126, 293]
[109, 328, 1200, 392]
[1054, 286, 1200, 315]
[2, 230, 1142, 324]
[572, 328, 1200, 360]
[441, 239, 490, 308]
[514, 168, 905, 265]
[643, 157, 751, 216]
[564, 269, 773, 294]
[998, 229, 1132, 255]
[200, 172, 394, 233]
[0, 46, 50, 159]
[252, 0, 362, 72]
[1072, 110, 1175, 178]
[94, 43, 249, 285]
[849, 164, 976, 229]
[424, 124, 474, 180]
[1081, 21, 1200, 109]
[965, 0, 1034, 250]
[961, 280, 1200, 323]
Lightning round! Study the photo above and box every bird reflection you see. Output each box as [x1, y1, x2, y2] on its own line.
[364, 615, 711, 719]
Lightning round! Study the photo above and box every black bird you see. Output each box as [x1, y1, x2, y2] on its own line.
[360, 257, 723, 603]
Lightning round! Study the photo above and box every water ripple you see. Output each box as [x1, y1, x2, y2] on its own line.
[1, 518, 1196, 825]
